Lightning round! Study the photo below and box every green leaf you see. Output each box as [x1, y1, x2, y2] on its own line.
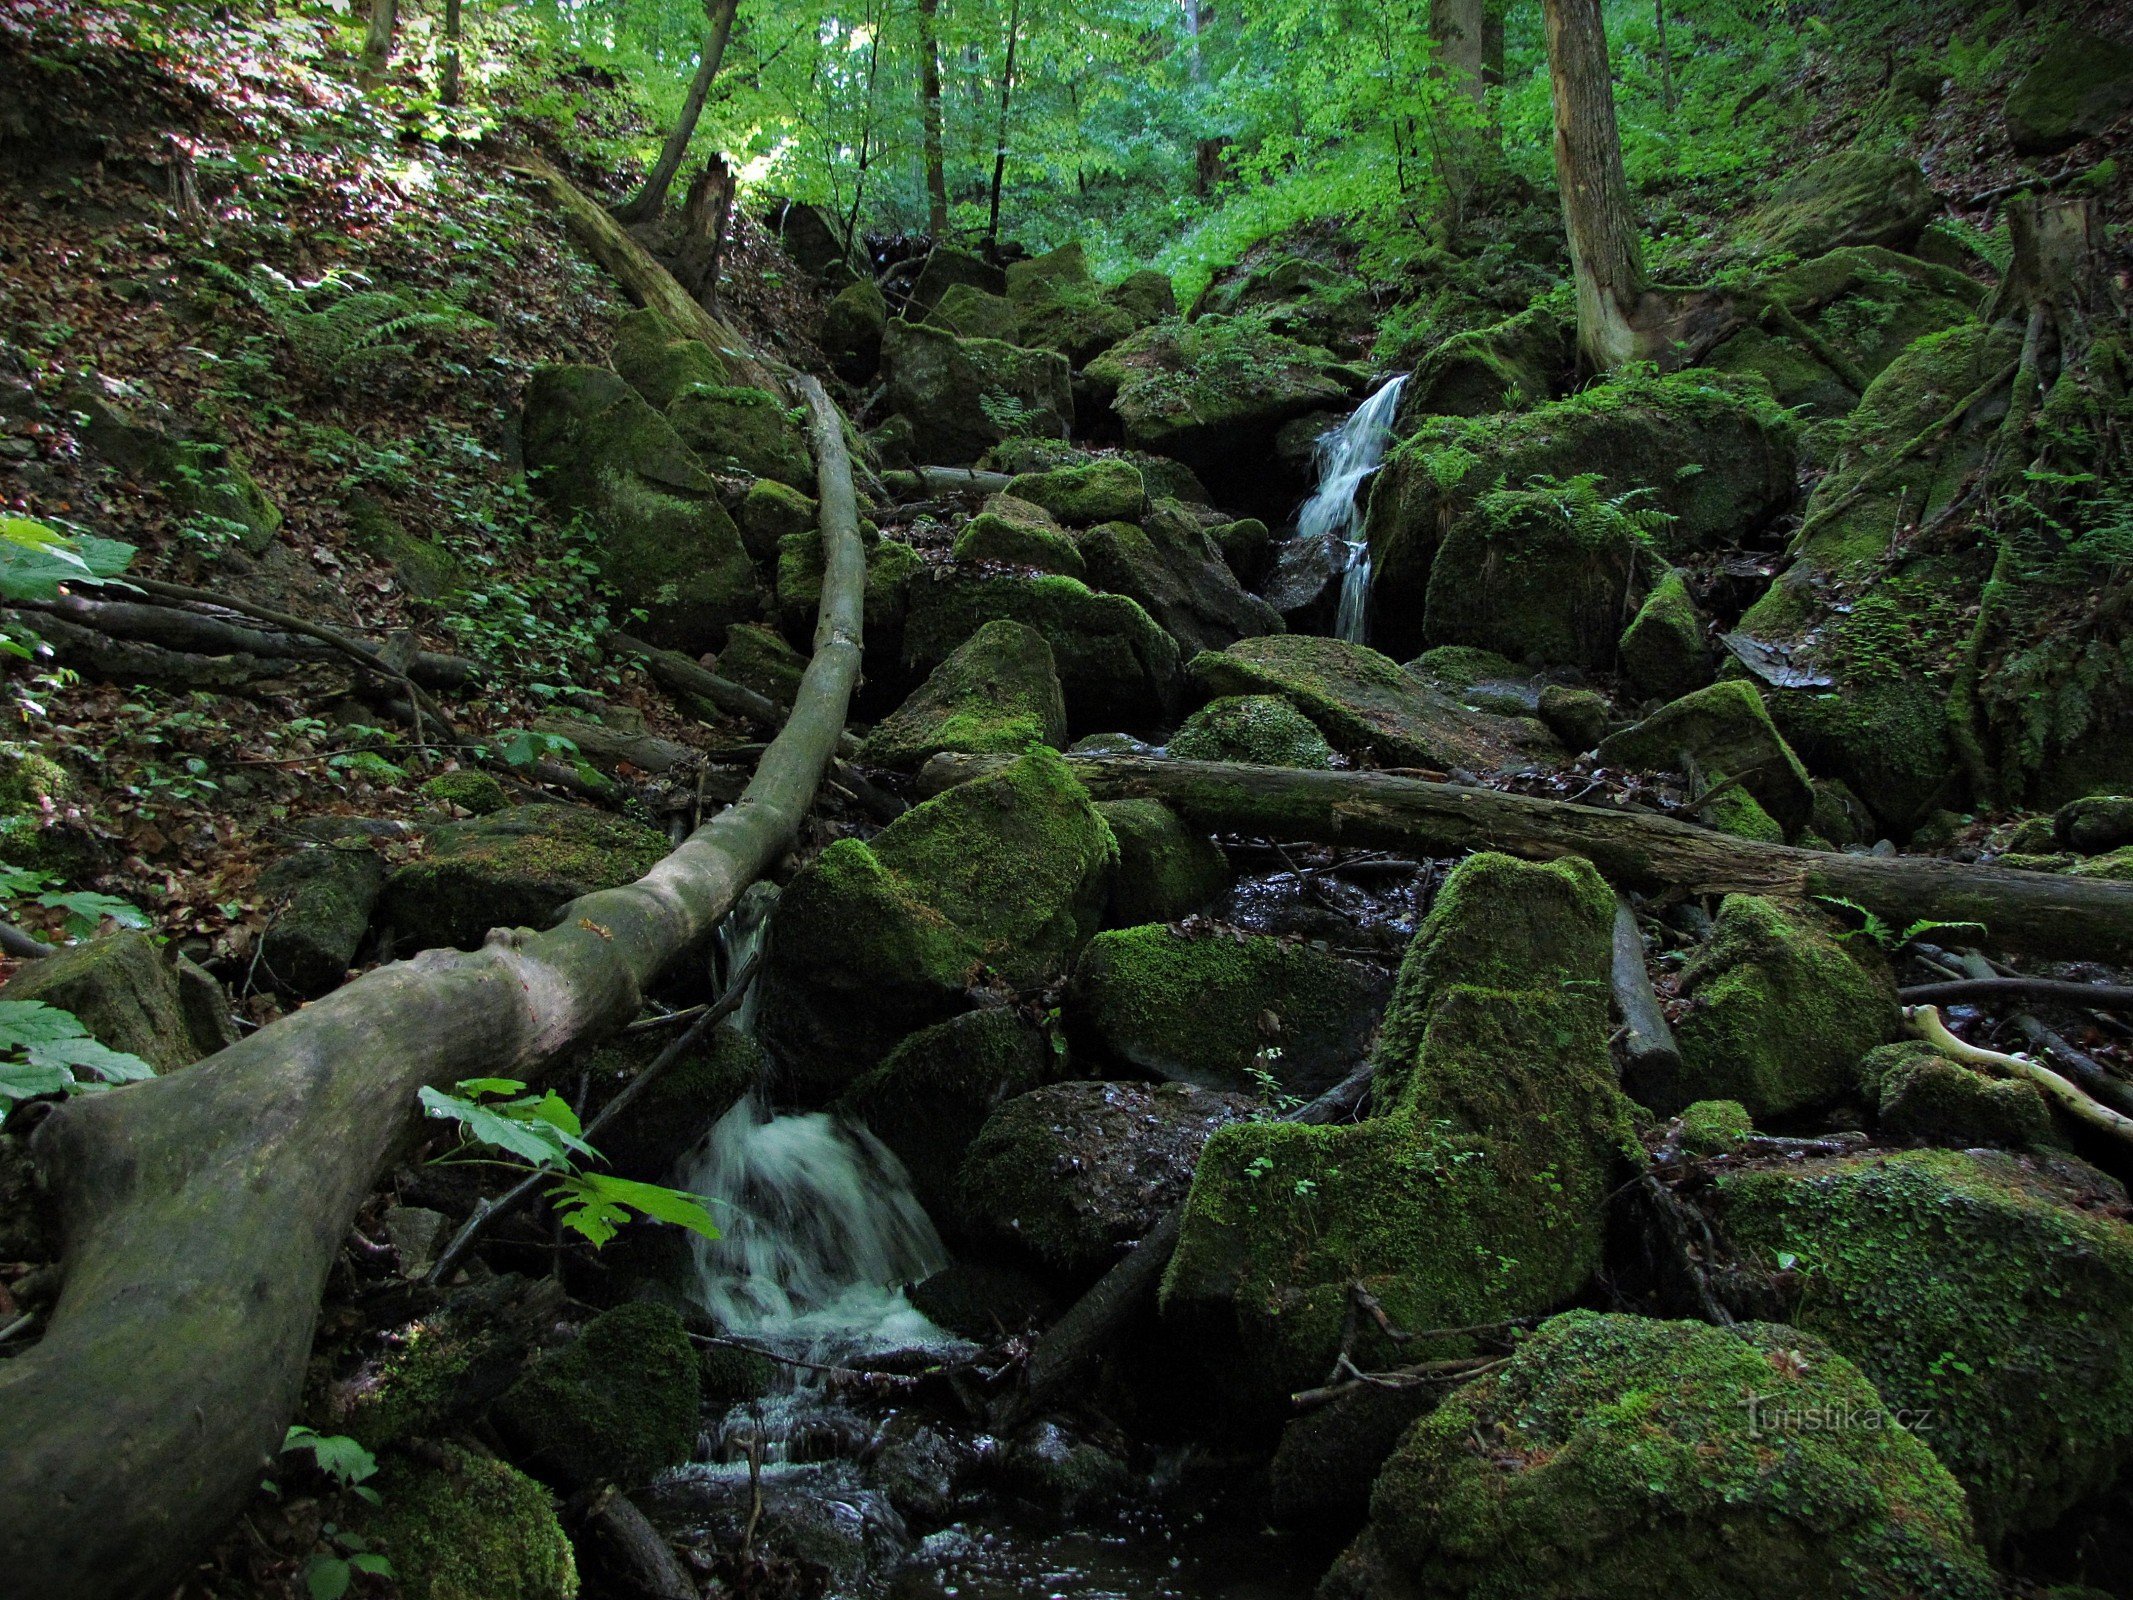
[37, 889, 150, 941]
[0, 1059, 75, 1101]
[453, 1077, 528, 1099]
[304, 1555, 352, 1600]
[0, 1000, 90, 1048]
[419, 1086, 580, 1167]
[348, 1553, 394, 1577]
[27, 1036, 157, 1084]
[550, 1172, 720, 1249]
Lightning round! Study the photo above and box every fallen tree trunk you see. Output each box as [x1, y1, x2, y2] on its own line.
[918, 754, 2133, 965]
[0, 376, 865, 1600]
[608, 628, 862, 758]
[881, 465, 1014, 499]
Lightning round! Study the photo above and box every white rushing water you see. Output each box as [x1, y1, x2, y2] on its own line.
[1293, 373, 1407, 647]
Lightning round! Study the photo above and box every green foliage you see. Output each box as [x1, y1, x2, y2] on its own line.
[1, 862, 152, 943]
[1812, 895, 1985, 953]
[0, 998, 157, 1104]
[0, 517, 136, 658]
[279, 1429, 394, 1599]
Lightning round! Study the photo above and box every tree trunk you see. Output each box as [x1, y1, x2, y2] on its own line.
[1654, 0, 1674, 116]
[1431, 0, 1491, 229]
[916, 0, 949, 235]
[842, 4, 885, 255]
[673, 155, 736, 309]
[612, 0, 739, 228]
[919, 753, 2133, 965]
[441, 0, 463, 106]
[359, 0, 397, 83]
[0, 191, 865, 1600]
[1184, 0, 1226, 197]
[985, 0, 1022, 256]
[1543, 0, 1654, 371]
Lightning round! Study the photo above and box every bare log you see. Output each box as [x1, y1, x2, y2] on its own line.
[577, 1487, 698, 1600]
[917, 754, 2133, 965]
[608, 628, 862, 758]
[1899, 976, 2133, 1011]
[881, 466, 1015, 499]
[0, 377, 865, 1599]
[1611, 898, 1682, 1079]
[1909, 1004, 2133, 1149]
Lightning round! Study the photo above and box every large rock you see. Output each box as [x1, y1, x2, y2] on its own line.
[667, 384, 813, 489]
[1716, 1148, 2133, 1544]
[1078, 501, 1284, 657]
[908, 247, 1007, 316]
[1005, 241, 1140, 366]
[1396, 302, 1570, 424]
[1618, 568, 1712, 701]
[951, 493, 1087, 578]
[903, 572, 1181, 734]
[1596, 680, 1814, 834]
[924, 283, 1019, 342]
[1095, 799, 1229, 924]
[1162, 853, 1637, 1398]
[1193, 251, 1375, 353]
[1004, 458, 1147, 526]
[774, 528, 924, 679]
[879, 320, 1072, 464]
[2005, 29, 2133, 154]
[0, 931, 205, 1073]
[1738, 148, 1939, 259]
[1167, 694, 1335, 768]
[1070, 923, 1387, 1097]
[588, 1022, 761, 1182]
[1189, 636, 1561, 773]
[358, 1442, 577, 1600]
[611, 306, 728, 407]
[1333, 1311, 1993, 1600]
[521, 364, 759, 651]
[73, 383, 281, 555]
[958, 1080, 1253, 1276]
[254, 843, 385, 999]
[861, 618, 1068, 769]
[819, 279, 888, 383]
[766, 198, 853, 280]
[381, 804, 669, 953]
[1858, 1040, 2052, 1150]
[759, 748, 1116, 1093]
[493, 1302, 700, 1490]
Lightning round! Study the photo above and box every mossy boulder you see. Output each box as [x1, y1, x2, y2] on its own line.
[861, 618, 1068, 769]
[254, 844, 385, 999]
[1167, 694, 1336, 768]
[759, 748, 1117, 1091]
[1189, 636, 1560, 773]
[924, 282, 1020, 343]
[1634, 894, 1896, 1119]
[521, 364, 759, 652]
[820, 279, 888, 383]
[765, 198, 853, 280]
[698, 1342, 777, 1408]
[667, 384, 812, 489]
[735, 478, 816, 564]
[1194, 252, 1375, 351]
[1163, 853, 1636, 1398]
[903, 572, 1181, 734]
[959, 1080, 1253, 1276]
[611, 306, 728, 408]
[1070, 923, 1387, 1096]
[1079, 500, 1284, 656]
[1006, 241, 1141, 366]
[1859, 1040, 2052, 1150]
[493, 1303, 699, 1490]
[1340, 1310, 1994, 1600]
[1738, 148, 1939, 259]
[717, 620, 808, 708]
[1535, 685, 1610, 753]
[1107, 269, 1176, 324]
[1004, 458, 1147, 526]
[2005, 30, 2133, 154]
[1618, 568, 1713, 700]
[908, 247, 1007, 316]
[2056, 793, 2133, 854]
[1397, 302, 1571, 422]
[837, 1007, 1058, 1226]
[381, 804, 669, 953]
[0, 931, 203, 1073]
[1095, 799, 1229, 924]
[587, 1021, 761, 1182]
[774, 529, 923, 676]
[1716, 1147, 2133, 1543]
[1596, 680, 1814, 835]
[952, 494, 1087, 578]
[0, 741, 96, 877]
[421, 769, 508, 816]
[360, 1443, 577, 1600]
[74, 386, 282, 554]
[880, 319, 1073, 464]
[1676, 1097, 1755, 1158]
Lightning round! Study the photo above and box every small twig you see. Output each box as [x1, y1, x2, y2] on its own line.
[0, 1314, 36, 1344]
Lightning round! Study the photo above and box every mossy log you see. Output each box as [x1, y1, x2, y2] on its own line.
[0, 377, 864, 1599]
[920, 753, 2133, 964]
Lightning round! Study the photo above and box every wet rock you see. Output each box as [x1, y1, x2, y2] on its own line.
[1596, 680, 1814, 835]
[735, 477, 815, 564]
[1006, 241, 1141, 366]
[821, 278, 888, 383]
[380, 803, 669, 953]
[1208, 515, 1273, 586]
[1168, 694, 1336, 769]
[1004, 458, 1147, 526]
[760, 749, 1116, 1092]
[952, 493, 1087, 578]
[1617, 568, 1712, 701]
[2005, 30, 2133, 154]
[1263, 527, 1350, 632]
[1738, 148, 1939, 258]
[1859, 1041, 2052, 1150]
[863, 618, 1068, 770]
[1717, 1148, 2133, 1544]
[880, 321, 1072, 465]
[1097, 799, 1230, 925]
[1069, 923, 1387, 1097]
[253, 843, 385, 999]
[611, 305, 729, 407]
[0, 930, 204, 1073]
[909, 1260, 1061, 1341]
[924, 283, 1019, 342]
[697, 1340, 777, 1406]
[1337, 1311, 1993, 1599]
[1078, 499, 1284, 657]
[1396, 302, 1571, 423]
[2056, 793, 2133, 855]
[959, 1080, 1253, 1276]
[587, 1022, 762, 1183]
[1001, 1419, 1134, 1516]
[356, 1441, 578, 1600]
[875, 1414, 970, 1523]
[493, 1302, 701, 1490]
[1635, 893, 1896, 1120]
[668, 383, 813, 489]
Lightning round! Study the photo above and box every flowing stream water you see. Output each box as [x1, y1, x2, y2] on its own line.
[1293, 373, 1407, 647]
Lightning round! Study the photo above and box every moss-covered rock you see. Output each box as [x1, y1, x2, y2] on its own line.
[1163, 853, 1635, 1397]
[837, 1007, 1058, 1225]
[360, 1443, 577, 1600]
[1738, 148, 1939, 259]
[924, 282, 1020, 343]
[1080, 498, 1284, 656]
[735, 478, 816, 564]
[903, 572, 1181, 734]
[1859, 1040, 2052, 1150]
[1189, 636, 1560, 773]
[2070, 844, 2133, 881]
[2005, 29, 2133, 154]
[2055, 793, 2133, 855]
[1423, 484, 1646, 672]
[588, 1021, 762, 1182]
[1004, 458, 1148, 526]
[667, 384, 812, 489]
[1619, 568, 1713, 701]
[1070, 923, 1387, 1096]
[1006, 241, 1141, 366]
[493, 1302, 700, 1490]
[74, 385, 282, 554]
[880, 320, 1073, 464]
[1346, 1310, 1993, 1600]
[1095, 799, 1230, 924]
[959, 1080, 1253, 1276]
[1194, 251, 1376, 352]
[759, 748, 1117, 1091]
[698, 1341, 778, 1408]
[1168, 694, 1336, 768]
[381, 804, 669, 953]
[716, 620, 808, 709]
[254, 844, 384, 999]
[1596, 680, 1814, 835]
[1716, 1147, 2133, 1543]
[0, 930, 202, 1073]
[773, 527, 923, 678]
[611, 306, 728, 408]
[1636, 894, 1896, 1120]
[820, 278, 888, 383]
[421, 769, 509, 816]
[1396, 302, 1571, 422]
[908, 247, 1008, 316]
[1676, 1097, 1755, 1157]
[521, 363, 759, 652]
[1535, 685, 1610, 753]
[1107, 269, 1176, 324]
[0, 741, 96, 878]
[862, 618, 1068, 769]
[952, 494, 1087, 577]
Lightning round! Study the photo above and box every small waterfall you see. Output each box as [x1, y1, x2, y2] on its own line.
[1294, 374, 1407, 646]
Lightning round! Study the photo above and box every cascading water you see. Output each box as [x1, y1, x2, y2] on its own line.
[1292, 373, 1407, 646]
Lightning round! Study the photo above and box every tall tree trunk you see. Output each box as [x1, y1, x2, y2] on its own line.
[1431, 0, 1490, 231]
[916, 0, 949, 235]
[985, 0, 1022, 257]
[843, 3, 884, 254]
[1185, 0, 1226, 197]
[613, 0, 740, 228]
[1543, 0, 1653, 371]
[441, 0, 464, 106]
[359, 0, 396, 83]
